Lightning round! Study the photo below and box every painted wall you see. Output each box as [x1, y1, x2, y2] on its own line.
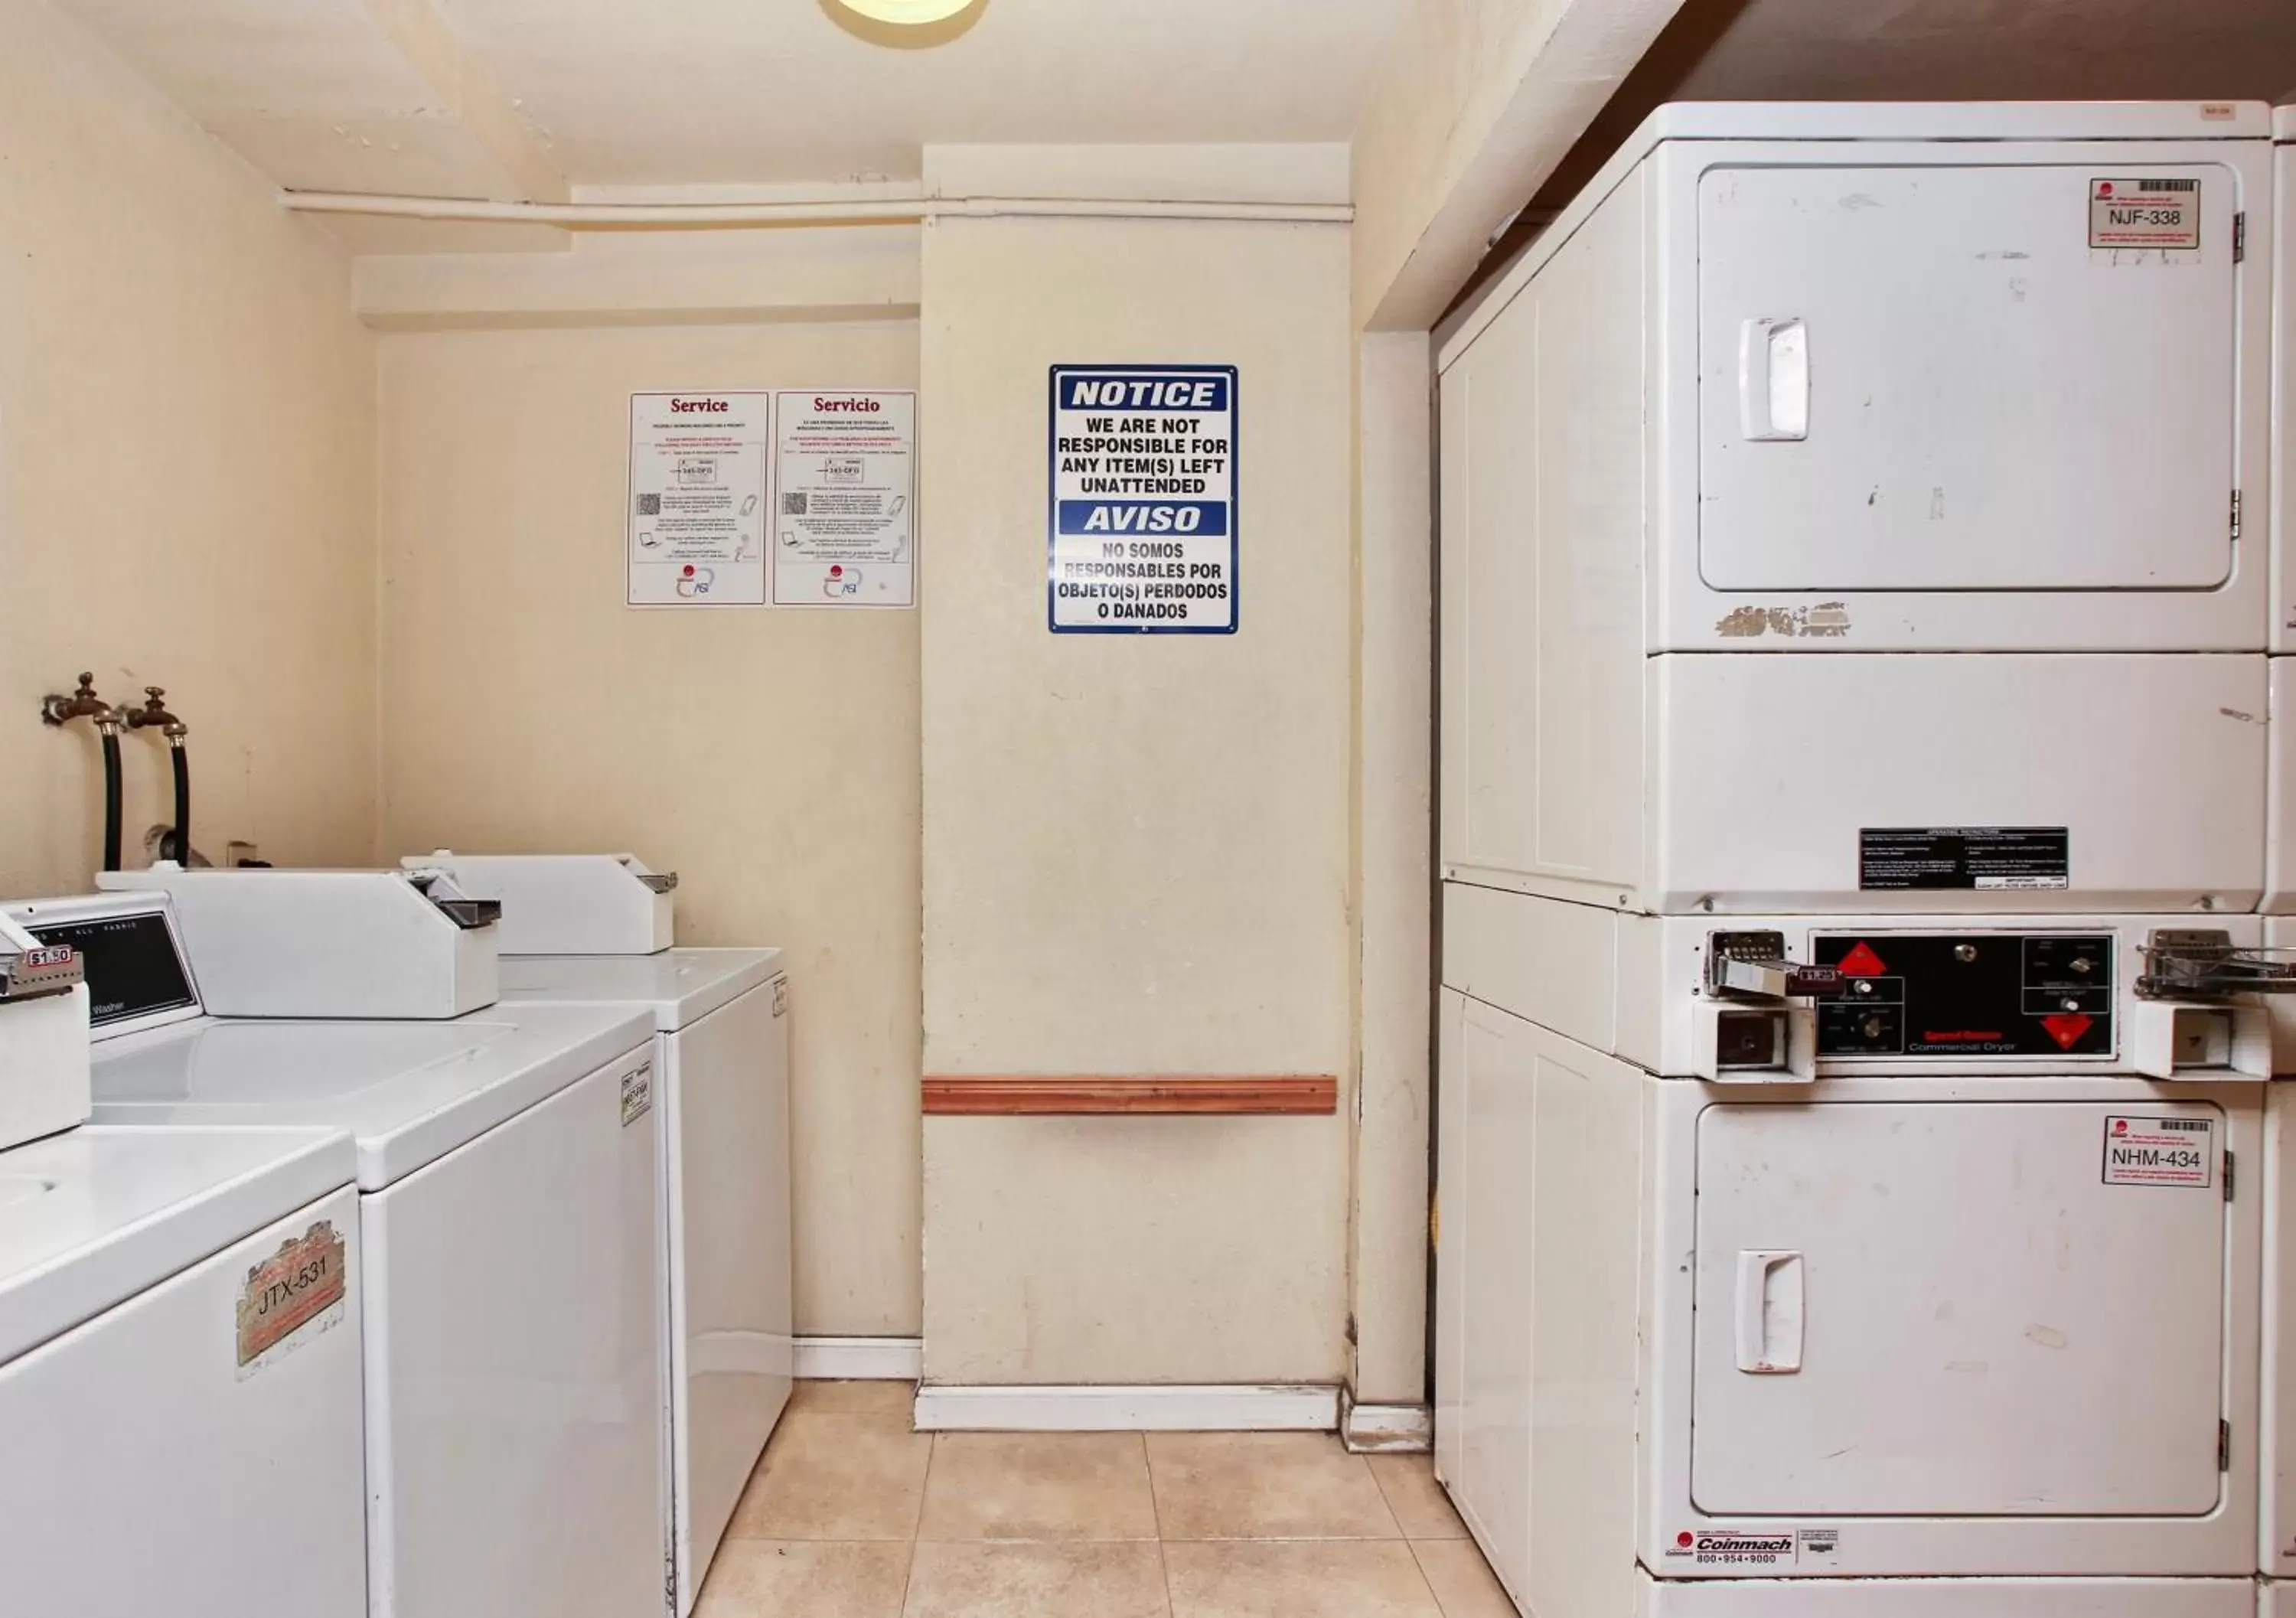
[0, 0, 377, 894]
[375, 315, 924, 1337]
[1350, 0, 1683, 328]
[917, 210, 1355, 1384]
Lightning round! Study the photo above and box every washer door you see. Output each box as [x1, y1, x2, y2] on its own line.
[1691, 1098, 2228, 1515]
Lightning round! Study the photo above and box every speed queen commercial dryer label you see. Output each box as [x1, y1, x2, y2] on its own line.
[1049, 365, 1238, 634]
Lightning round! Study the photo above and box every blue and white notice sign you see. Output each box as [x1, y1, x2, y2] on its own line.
[1048, 365, 1238, 633]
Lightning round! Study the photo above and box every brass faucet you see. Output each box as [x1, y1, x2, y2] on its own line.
[41, 673, 119, 733]
[127, 686, 188, 740]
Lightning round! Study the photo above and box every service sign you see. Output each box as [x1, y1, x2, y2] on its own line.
[628, 391, 770, 606]
[1049, 365, 1238, 634]
[773, 390, 917, 608]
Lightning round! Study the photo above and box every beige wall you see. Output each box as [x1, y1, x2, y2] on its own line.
[918, 211, 1355, 1384]
[1351, 0, 1683, 328]
[0, 0, 377, 894]
[1349, 331, 1434, 1406]
[375, 318, 924, 1338]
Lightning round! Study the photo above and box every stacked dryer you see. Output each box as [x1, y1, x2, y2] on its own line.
[1434, 103, 2278, 1617]
[2263, 98, 2296, 1618]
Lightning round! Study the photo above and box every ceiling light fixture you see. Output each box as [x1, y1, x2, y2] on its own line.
[833, 0, 971, 22]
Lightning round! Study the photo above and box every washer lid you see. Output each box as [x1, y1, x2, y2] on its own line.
[86, 1002, 654, 1189]
[0, 1124, 354, 1363]
[497, 948, 783, 1030]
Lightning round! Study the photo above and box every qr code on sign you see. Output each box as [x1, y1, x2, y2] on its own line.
[635, 493, 661, 516]
[781, 492, 809, 516]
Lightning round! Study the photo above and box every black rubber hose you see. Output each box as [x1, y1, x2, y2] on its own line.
[99, 729, 122, 873]
[170, 742, 190, 865]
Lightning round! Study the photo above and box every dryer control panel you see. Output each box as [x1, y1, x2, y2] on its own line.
[1811, 933, 2114, 1059]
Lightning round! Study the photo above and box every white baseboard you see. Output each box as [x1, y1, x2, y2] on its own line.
[1339, 1393, 1433, 1453]
[793, 1336, 923, 1381]
[913, 1383, 1341, 1433]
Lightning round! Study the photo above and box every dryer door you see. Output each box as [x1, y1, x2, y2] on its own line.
[1690, 1097, 2229, 1515]
[1698, 161, 2240, 593]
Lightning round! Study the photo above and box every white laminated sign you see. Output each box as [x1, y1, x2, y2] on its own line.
[1049, 365, 1238, 634]
[628, 392, 770, 606]
[772, 390, 917, 608]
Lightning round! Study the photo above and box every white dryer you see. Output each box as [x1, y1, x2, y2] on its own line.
[1436, 911, 2270, 1616]
[2272, 102, 2294, 654]
[1439, 101, 2275, 917]
[8, 892, 668, 1618]
[495, 948, 792, 1616]
[0, 1124, 367, 1618]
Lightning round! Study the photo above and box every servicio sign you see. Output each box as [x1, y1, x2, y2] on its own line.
[1048, 365, 1238, 634]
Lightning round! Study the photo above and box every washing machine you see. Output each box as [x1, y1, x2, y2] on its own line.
[0, 1119, 367, 1617]
[497, 948, 790, 1616]
[1439, 100, 2275, 916]
[8, 890, 668, 1618]
[1436, 903, 2270, 1616]
[406, 850, 791, 1616]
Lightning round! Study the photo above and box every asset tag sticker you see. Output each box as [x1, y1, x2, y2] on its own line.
[2089, 178, 2201, 251]
[771, 978, 788, 1018]
[621, 1062, 654, 1127]
[236, 1219, 347, 1378]
[1664, 1530, 1797, 1568]
[2102, 1114, 2216, 1188]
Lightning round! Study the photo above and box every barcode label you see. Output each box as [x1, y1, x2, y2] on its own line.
[2146, 178, 2199, 191]
[781, 491, 809, 516]
[2158, 1118, 2211, 1132]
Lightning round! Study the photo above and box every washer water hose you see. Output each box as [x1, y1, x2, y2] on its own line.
[129, 687, 191, 863]
[99, 726, 124, 872]
[41, 674, 124, 873]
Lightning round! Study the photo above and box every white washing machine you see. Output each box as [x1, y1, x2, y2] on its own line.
[9, 892, 669, 1618]
[1435, 904, 2272, 1616]
[406, 850, 791, 1615]
[0, 1124, 367, 1617]
[497, 948, 791, 1617]
[1439, 100, 2274, 915]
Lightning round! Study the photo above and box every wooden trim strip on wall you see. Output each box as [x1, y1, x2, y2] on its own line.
[922, 1075, 1339, 1116]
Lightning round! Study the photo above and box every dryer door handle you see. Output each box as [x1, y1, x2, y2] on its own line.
[1739, 316, 1809, 442]
[1734, 1249, 1805, 1374]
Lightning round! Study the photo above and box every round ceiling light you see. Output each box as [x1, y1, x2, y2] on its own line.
[833, 0, 971, 22]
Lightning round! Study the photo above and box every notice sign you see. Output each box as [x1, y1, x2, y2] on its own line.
[773, 390, 917, 608]
[628, 392, 769, 606]
[1049, 365, 1238, 634]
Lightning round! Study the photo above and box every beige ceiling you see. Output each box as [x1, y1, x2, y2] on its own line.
[55, 0, 1414, 201]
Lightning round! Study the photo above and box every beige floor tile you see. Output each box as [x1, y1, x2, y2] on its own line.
[694, 1541, 912, 1618]
[1163, 1540, 1443, 1618]
[918, 1432, 1159, 1541]
[1410, 1539, 1517, 1618]
[790, 1379, 919, 1417]
[1367, 1454, 1467, 1539]
[725, 1412, 934, 1540]
[1146, 1432, 1401, 1540]
[902, 1541, 1169, 1618]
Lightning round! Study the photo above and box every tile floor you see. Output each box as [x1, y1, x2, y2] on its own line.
[700, 1382, 1515, 1617]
